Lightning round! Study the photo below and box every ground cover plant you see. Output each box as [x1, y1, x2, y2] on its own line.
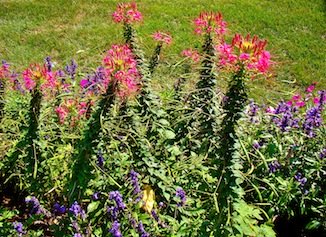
[0, 2, 325, 237]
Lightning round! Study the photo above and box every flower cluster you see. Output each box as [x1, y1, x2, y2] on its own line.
[129, 170, 141, 196]
[137, 221, 150, 237]
[216, 34, 271, 75]
[102, 44, 139, 98]
[152, 31, 172, 45]
[0, 60, 10, 80]
[176, 187, 186, 207]
[268, 160, 281, 173]
[109, 221, 123, 237]
[302, 105, 323, 137]
[107, 191, 126, 220]
[181, 48, 201, 63]
[286, 94, 305, 107]
[320, 148, 326, 159]
[55, 99, 91, 124]
[13, 222, 25, 236]
[247, 100, 260, 123]
[112, 2, 143, 24]
[65, 59, 78, 81]
[97, 150, 105, 168]
[25, 196, 47, 215]
[69, 201, 86, 219]
[294, 173, 307, 188]
[270, 101, 300, 132]
[193, 12, 227, 38]
[53, 203, 66, 215]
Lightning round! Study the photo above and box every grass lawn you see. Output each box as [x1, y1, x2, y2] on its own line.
[0, 0, 325, 101]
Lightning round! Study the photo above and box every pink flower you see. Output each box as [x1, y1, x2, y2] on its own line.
[292, 94, 301, 101]
[112, 2, 143, 24]
[313, 97, 319, 104]
[216, 43, 237, 65]
[23, 68, 37, 91]
[194, 12, 227, 38]
[256, 50, 271, 73]
[152, 31, 172, 45]
[0, 61, 10, 79]
[295, 101, 305, 107]
[181, 49, 200, 63]
[265, 106, 275, 113]
[306, 82, 317, 93]
[80, 79, 90, 88]
[102, 44, 140, 99]
[55, 106, 69, 124]
[239, 53, 250, 61]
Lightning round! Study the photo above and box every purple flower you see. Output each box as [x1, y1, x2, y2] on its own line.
[69, 201, 86, 219]
[97, 150, 104, 167]
[158, 202, 164, 208]
[176, 187, 186, 207]
[25, 196, 43, 215]
[65, 59, 78, 80]
[302, 106, 323, 137]
[44, 56, 53, 72]
[129, 170, 141, 196]
[137, 221, 150, 237]
[11, 72, 25, 93]
[53, 203, 66, 215]
[320, 148, 326, 159]
[107, 191, 126, 220]
[13, 221, 25, 236]
[92, 192, 100, 200]
[73, 234, 82, 237]
[109, 191, 126, 210]
[271, 101, 301, 132]
[268, 160, 281, 173]
[109, 221, 123, 237]
[253, 141, 261, 150]
[295, 173, 307, 187]
[128, 214, 137, 228]
[247, 100, 260, 123]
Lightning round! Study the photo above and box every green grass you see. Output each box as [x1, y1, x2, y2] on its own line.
[0, 0, 325, 100]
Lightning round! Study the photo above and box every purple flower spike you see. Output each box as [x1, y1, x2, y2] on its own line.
[295, 173, 307, 187]
[107, 191, 126, 220]
[268, 161, 281, 173]
[176, 187, 187, 207]
[92, 192, 100, 200]
[109, 221, 123, 237]
[129, 170, 141, 196]
[319, 148, 326, 159]
[53, 203, 66, 215]
[109, 191, 126, 210]
[45, 56, 53, 72]
[69, 201, 86, 219]
[97, 150, 104, 167]
[25, 196, 43, 215]
[137, 221, 150, 237]
[65, 59, 78, 81]
[13, 222, 25, 236]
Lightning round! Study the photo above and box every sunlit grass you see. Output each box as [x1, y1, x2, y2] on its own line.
[0, 0, 325, 101]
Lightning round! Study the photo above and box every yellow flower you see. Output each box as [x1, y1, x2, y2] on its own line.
[142, 185, 155, 213]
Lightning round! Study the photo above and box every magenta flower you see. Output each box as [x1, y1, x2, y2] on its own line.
[181, 49, 200, 63]
[306, 82, 317, 93]
[112, 2, 143, 24]
[193, 12, 227, 38]
[152, 31, 172, 45]
[102, 44, 140, 99]
[216, 34, 272, 76]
